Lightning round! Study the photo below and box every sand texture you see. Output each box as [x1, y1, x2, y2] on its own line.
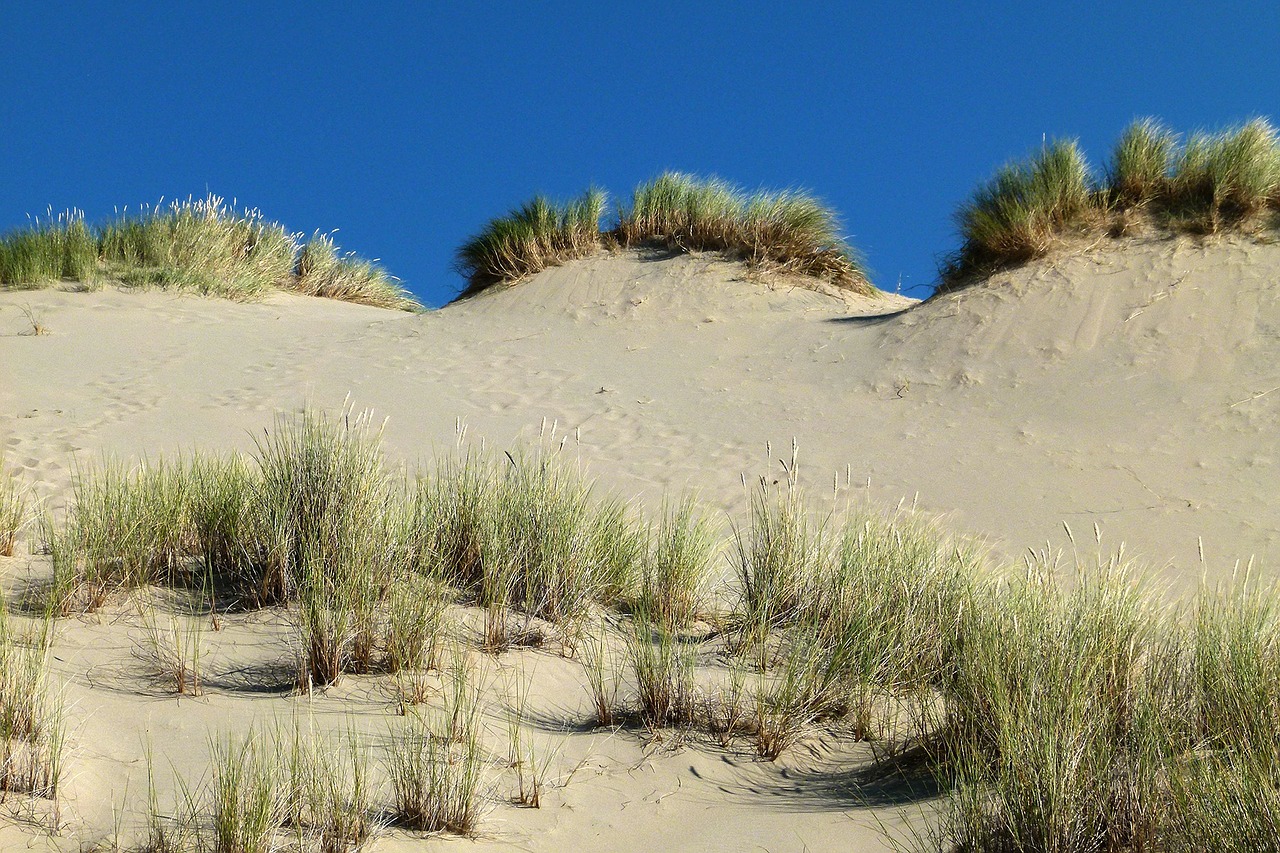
[0, 239, 1277, 849]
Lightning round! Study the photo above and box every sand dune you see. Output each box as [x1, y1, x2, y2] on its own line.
[0, 238, 1276, 849]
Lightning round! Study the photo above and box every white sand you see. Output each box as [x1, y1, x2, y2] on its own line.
[0, 238, 1276, 849]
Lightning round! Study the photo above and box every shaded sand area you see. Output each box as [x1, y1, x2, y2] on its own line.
[1, 239, 1278, 850]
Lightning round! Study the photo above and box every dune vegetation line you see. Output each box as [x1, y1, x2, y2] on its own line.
[455, 172, 873, 298]
[943, 117, 1280, 290]
[1, 407, 1277, 850]
[0, 194, 421, 311]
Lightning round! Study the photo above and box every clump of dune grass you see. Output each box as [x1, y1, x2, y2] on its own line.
[1107, 118, 1178, 209]
[47, 456, 193, 612]
[455, 188, 606, 296]
[947, 139, 1096, 282]
[98, 195, 298, 299]
[0, 195, 422, 310]
[290, 232, 419, 311]
[453, 174, 873, 299]
[414, 443, 642, 638]
[0, 210, 98, 288]
[732, 474, 831, 649]
[580, 623, 621, 727]
[134, 592, 207, 697]
[208, 730, 284, 853]
[1158, 568, 1280, 851]
[635, 495, 718, 632]
[385, 653, 487, 834]
[0, 465, 29, 557]
[626, 607, 699, 729]
[250, 407, 392, 605]
[942, 117, 1280, 290]
[933, 544, 1168, 852]
[617, 172, 872, 294]
[1165, 118, 1280, 233]
[0, 603, 65, 803]
[281, 722, 373, 853]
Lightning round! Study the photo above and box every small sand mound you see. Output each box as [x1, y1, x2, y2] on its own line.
[445, 248, 912, 322]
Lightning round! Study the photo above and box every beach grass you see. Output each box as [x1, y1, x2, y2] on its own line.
[0, 211, 98, 288]
[289, 232, 418, 310]
[28, 409, 1280, 849]
[942, 117, 1280, 290]
[0, 602, 64, 802]
[617, 172, 871, 294]
[454, 173, 873, 299]
[0, 195, 422, 310]
[0, 464, 28, 557]
[455, 189, 606, 296]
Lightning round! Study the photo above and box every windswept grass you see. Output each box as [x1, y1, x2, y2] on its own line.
[454, 174, 873, 299]
[1165, 119, 1280, 232]
[289, 232, 419, 311]
[947, 139, 1096, 280]
[1107, 118, 1178, 208]
[0, 195, 422, 310]
[617, 172, 871, 294]
[943, 117, 1280, 290]
[0, 464, 28, 557]
[0, 211, 97, 287]
[98, 195, 297, 299]
[0, 602, 65, 802]
[455, 189, 606, 296]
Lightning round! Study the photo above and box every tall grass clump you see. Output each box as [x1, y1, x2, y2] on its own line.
[626, 607, 699, 729]
[635, 496, 718, 632]
[385, 653, 487, 835]
[1160, 571, 1280, 850]
[250, 407, 392, 605]
[0, 603, 65, 801]
[290, 232, 419, 311]
[733, 476, 830, 646]
[207, 730, 285, 853]
[947, 139, 1096, 283]
[414, 445, 642, 639]
[617, 172, 872, 294]
[0, 465, 28, 557]
[935, 546, 1168, 853]
[455, 188, 606, 296]
[0, 211, 97, 288]
[1164, 118, 1280, 233]
[1107, 118, 1178, 208]
[942, 117, 1280, 291]
[98, 194, 298, 299]
[47, 457, 193, 612]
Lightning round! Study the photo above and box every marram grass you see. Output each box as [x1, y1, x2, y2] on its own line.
[617, 172, 871, 294]
[0, 195, 422, 310]
[32, 411, 1280, 849]
[942, 117, 1280, 291]
[454, 174, 873, 299]
[455, 188, 606, 296]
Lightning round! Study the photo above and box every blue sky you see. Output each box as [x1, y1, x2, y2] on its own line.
[3, 3, 1279, 305]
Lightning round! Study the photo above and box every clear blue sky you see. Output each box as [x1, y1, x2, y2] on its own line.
[3, 3, 1279, 305]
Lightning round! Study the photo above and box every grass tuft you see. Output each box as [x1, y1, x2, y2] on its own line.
[0, 211, 97, 287]
[455, 188, 606, 296]
[948, 139, 1096, 281]
[290, 232, 420, 311]
[454, 174, 874, 299]
[943, 116, 1280, 290]
[617, 172, 871, 294]
[0, 195, 422, 310]
[1107, 118, 1178, 208]
[0, 465, 29, 557]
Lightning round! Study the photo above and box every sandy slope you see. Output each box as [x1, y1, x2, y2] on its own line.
[0, 239, 1277, 849]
